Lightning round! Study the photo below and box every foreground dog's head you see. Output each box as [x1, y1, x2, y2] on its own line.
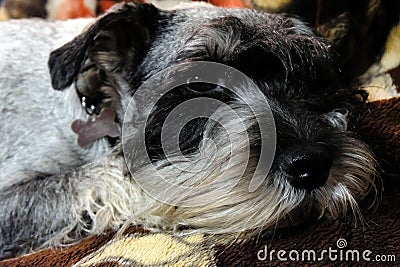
[48, 3, 376, 234]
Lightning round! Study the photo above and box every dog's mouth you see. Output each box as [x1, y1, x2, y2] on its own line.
[71, 61, 122, 148]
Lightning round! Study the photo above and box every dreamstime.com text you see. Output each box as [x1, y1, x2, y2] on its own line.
[257, 238, 396, 262]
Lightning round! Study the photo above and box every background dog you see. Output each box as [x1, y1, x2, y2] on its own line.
[0, 3, 376, 259]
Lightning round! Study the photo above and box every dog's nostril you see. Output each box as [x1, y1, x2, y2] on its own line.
[282, 144, 332, 190]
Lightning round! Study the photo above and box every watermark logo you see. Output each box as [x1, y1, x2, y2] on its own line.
[336, 238, 347, 249]
[122, 61, 276, 207]
[257, 238, 397, 262]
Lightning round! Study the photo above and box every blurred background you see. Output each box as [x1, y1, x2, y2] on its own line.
[0, 0, 144, 20]
[0, 0, 295, 20]
[0, 0, 253, 20]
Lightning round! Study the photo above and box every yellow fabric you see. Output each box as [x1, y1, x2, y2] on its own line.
[74, 233, 214, 267]
[380, 24, 400, 70]
[0, 7, 9, 21]
[251, 0, 290, 10]
[361, 23, 400, 101]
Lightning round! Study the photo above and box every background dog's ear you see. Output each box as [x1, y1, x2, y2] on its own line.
[48, 3, 160, 90]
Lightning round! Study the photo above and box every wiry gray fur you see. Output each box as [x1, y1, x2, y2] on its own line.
[0, 3, 376, 259]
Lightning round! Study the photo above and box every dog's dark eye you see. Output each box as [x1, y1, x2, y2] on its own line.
[234, 46, 287, 82]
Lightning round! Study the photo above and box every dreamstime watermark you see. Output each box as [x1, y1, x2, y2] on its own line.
[257, 238, 397, 262]
[121, 61, 276, 207]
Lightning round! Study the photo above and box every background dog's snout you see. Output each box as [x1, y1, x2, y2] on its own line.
[282, 143, 333, 190]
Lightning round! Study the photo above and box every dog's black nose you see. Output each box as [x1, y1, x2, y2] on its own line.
[281, 143, 332, 190]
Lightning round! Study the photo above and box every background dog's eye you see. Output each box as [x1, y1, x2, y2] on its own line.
[233, 46, 287, 82]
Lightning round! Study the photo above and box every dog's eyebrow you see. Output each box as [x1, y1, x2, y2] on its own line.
[176, 16, 244, 61]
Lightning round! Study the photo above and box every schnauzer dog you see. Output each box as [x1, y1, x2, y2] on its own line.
[0, 3, 376, 259]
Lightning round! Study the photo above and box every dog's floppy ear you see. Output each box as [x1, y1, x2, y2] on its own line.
[48, 3, 160, 90]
